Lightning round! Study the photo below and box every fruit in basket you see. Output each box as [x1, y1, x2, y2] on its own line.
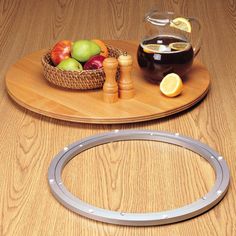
[91, 39, 109, 57]
[50, 40, 72, 66]
[90, 41, 101, 55]
[84, 55, 105, 70]
[71, 40, 101, 62]
[56, 58, 83, 71]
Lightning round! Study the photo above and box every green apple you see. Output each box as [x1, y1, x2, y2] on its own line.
[56, 58, 83, 71]
[71, 40, 101, 62]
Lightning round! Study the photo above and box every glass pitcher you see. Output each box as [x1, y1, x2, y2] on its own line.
[137, 10, 202, 82]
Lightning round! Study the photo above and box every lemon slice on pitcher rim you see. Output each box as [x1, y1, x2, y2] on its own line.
[160, 73, 183, 97]
[169, 42, 191, 51]
[170, 17, 191, 33]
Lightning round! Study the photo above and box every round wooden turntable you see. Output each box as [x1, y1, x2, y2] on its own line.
[5, 40, 210, 124]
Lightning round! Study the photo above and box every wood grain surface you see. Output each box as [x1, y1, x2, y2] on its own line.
[0, 0, 236, 235]
[5, 43, 210, 124]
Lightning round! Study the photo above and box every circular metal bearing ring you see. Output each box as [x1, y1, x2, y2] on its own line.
[48, 130, 230, 226]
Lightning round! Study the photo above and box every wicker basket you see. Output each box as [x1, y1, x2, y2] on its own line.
[41, 45, 124, 90]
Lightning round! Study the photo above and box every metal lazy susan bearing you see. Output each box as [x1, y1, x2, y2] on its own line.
[48, 130, 230, 226]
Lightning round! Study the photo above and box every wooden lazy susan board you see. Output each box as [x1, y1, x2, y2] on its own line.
[5, 40, 210, 124]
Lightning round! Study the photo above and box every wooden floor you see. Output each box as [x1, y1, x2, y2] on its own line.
[0, 0, 236, 235]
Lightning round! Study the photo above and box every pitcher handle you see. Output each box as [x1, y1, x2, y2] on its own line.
[188, 17, 202, 56]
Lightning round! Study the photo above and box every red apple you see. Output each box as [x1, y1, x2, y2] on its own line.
[84, 55, 105, 70]
[50, 40, 72, 66]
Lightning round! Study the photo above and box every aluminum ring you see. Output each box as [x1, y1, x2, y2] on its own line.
[48, 130, 230, 226]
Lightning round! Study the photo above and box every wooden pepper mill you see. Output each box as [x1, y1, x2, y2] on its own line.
[118, 52, 135, 99]
[103, 57, 119, 103]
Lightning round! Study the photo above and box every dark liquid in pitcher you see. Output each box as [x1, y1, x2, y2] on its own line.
[137, 35, 194, 82]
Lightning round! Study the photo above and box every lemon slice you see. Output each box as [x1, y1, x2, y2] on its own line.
[170, 17, 191, 33]
[142, 44, 162, 53]
[169, 42, 191, 51]
[160, 73, 183, 97]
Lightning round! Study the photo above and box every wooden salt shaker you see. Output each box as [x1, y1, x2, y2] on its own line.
[103, 57, 119, 103]
[118, 53, 135, 99]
